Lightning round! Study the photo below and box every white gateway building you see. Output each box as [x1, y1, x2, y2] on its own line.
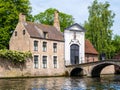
[64, 23, 85, 65]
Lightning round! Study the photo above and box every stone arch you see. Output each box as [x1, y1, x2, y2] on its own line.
[91, 62, 120, 77]
[70, 67, 83, 76]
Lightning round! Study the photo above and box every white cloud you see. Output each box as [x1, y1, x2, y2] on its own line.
[29, 0, 120, 35]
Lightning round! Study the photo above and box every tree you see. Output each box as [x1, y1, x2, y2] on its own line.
[84, 0, 115, 59]
[112, 35, 120, 54]
[33, 8, 74, 32]
[0, 0, 32, 49]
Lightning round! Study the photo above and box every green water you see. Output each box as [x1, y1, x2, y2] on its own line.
[0, 75, 120, 90]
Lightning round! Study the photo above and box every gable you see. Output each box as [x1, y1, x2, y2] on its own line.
[10, 22, 30, 39]
[65, 23, 86, 32]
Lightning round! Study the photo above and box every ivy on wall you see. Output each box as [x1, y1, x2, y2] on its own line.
[0, 49, 32, 63]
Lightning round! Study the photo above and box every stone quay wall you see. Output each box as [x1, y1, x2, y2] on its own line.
[0, 58, 65, 78]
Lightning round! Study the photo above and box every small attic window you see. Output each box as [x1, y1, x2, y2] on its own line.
[23, 30, 25, 35]
[15, 31, 17, 36]
[43, 32, 48, 39]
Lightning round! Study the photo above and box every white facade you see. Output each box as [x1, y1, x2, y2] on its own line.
[64, 23, 85, 65]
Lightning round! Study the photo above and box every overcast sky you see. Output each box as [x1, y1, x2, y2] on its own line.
[29, 0, 120, 36]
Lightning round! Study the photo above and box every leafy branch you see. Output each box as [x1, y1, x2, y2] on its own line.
[0, 49, 32, 63]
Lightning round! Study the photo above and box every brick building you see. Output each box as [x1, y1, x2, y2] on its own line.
[85, 39, 98, 63]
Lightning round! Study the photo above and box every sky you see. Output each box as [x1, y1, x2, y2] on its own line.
[29, 0, 120, 36]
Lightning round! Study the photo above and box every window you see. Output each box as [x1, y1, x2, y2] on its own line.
[43, 32, 48, 39]
[53, 56, 57, 68]
[15, 31, 17, 36]
[34, 41, 38, 51]
[43, 42, 47, 52]
[43, 56, 47, 68]
[53, 43, 57, 53]
[23, 30, 25, 35]
[34, 55, 39, 69]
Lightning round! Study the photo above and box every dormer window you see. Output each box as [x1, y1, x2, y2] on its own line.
[43, 32, 48, 39]
[15, 31, 17, 36]
[23, 30, 25, 35]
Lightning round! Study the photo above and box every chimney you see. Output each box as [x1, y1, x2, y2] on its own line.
[53, 10, 60, 31]
[19, 13, 26, 22]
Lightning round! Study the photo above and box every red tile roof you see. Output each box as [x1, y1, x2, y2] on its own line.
[23, 22, 64, 41]
[85, 39, 99, 55]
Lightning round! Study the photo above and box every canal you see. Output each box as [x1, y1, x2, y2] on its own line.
[0, 75, 120, 90]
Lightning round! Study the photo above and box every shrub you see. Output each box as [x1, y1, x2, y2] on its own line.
[0, 49, 32, 63]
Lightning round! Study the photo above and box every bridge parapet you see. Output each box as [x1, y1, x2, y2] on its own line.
[65, 59, 120, 77]
[66, 59, 120, 67]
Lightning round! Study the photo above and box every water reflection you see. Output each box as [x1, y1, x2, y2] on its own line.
[30, 78, 64, 90]
[0, 75, 120, 90]
[62, 77, 88, 90]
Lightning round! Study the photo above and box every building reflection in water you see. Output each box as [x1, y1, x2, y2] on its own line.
[0, 75, 120, 90]
[62, 77, 87, 90]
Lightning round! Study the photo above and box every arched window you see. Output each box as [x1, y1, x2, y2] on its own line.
[70, 44, 79, 64]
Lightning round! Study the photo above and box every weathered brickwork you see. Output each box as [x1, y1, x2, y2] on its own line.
[0, 57, 65, 77]
[9, 22, 31, 51]
[85, 54, 98, 63]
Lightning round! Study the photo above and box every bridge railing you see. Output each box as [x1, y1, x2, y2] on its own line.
[65, 60, 85, 66]
[65, 59, 120, 66]
[65, 61, 71, 66]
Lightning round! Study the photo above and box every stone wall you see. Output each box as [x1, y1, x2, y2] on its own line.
[0, 58, 65, 78]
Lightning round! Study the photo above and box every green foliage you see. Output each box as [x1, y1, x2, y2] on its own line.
[0, 49, 32, 63]
[33, 8, 74, 32]
[112, 35, 120, 53]
[84, 0, 115, 59]
[0, 0, 32, 49]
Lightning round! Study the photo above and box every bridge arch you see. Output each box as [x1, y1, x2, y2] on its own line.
[70, 67, 83, 76]
[91, 62, 120, 77]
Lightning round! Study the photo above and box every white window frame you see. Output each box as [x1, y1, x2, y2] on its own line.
[42, 56, 47, 68]
[53, 43, 57, 53]
[34, 41, 38, 51]
[34, 55, 39, 69]
[43, 42, 47, 52]
[53, 56, 57, 68]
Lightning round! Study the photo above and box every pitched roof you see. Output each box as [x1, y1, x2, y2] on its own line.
[65, 23, 86, 32]
[85, 39, 99, 55]
[23, 22, 64, 41]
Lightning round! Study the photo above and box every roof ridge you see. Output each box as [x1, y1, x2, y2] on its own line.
[26, 21, 54, 27]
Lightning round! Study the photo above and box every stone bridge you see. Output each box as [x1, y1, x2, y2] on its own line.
[65, 59, 120, 77]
